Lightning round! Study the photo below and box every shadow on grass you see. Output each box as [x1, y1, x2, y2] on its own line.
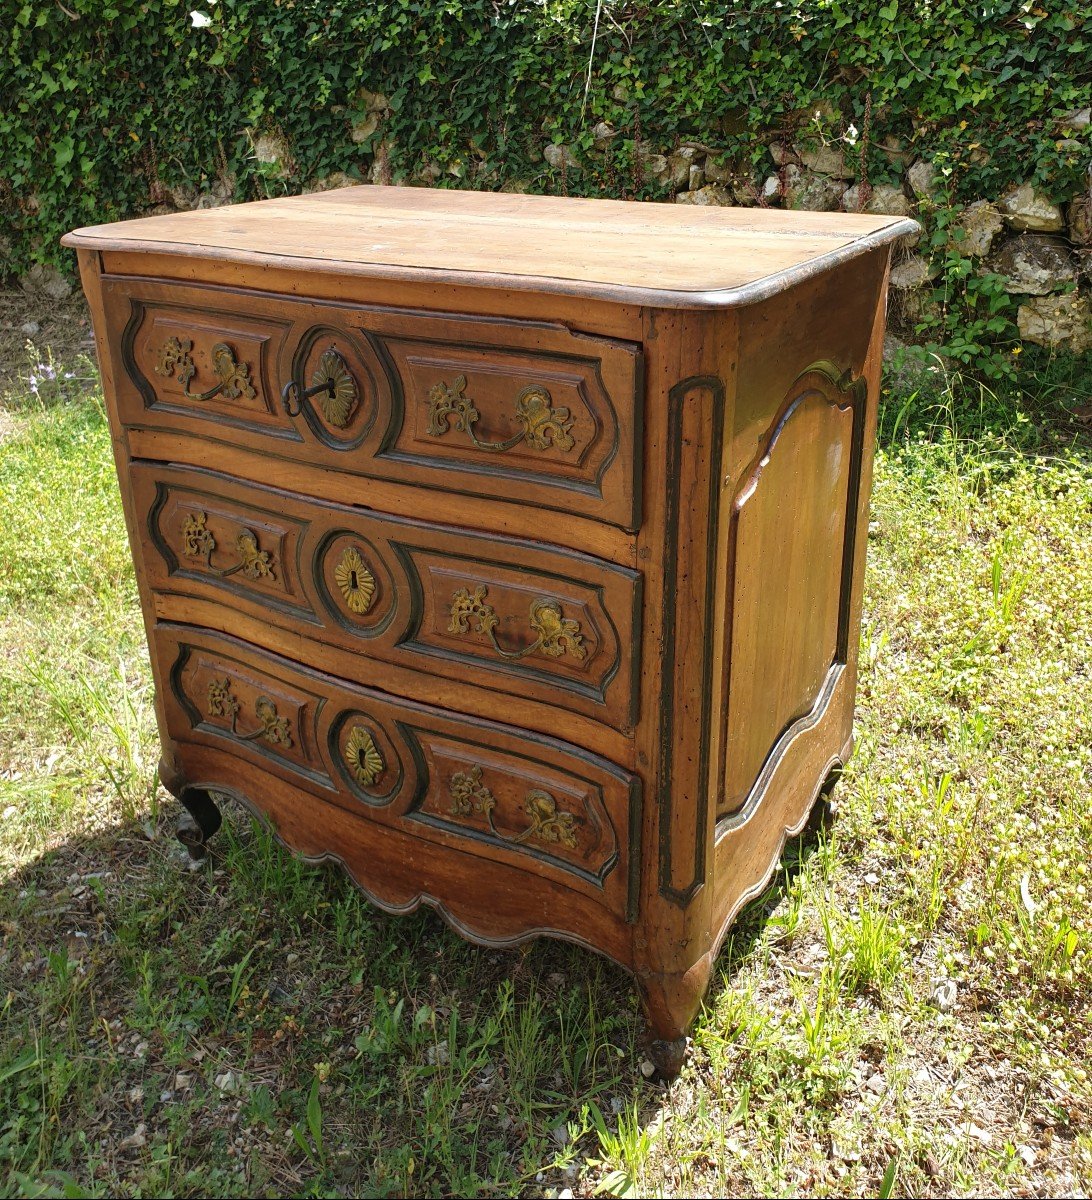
[0, 787, 829, 1198]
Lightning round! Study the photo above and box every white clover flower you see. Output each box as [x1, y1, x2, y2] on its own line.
[190, 10, 212, 27]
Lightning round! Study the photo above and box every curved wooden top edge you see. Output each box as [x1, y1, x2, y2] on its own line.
[62, 187, 918, 310]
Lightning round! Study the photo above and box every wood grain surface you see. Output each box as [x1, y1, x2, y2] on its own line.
[64, 185, 917, 307]
[130, 461, 642, 742]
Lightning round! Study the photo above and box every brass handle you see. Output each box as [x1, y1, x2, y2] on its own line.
[180, 512, 275, 580]
[448, 585, 586, 662]
[154, 337, 255, 403]
[448, 765, 579, 850]
[206, 678, 291, 746]
[427, 375, 576, 453]
[281, 348, 358, 426]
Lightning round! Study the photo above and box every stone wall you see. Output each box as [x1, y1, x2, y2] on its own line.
[542, 107, 1092, 357]
[21, 102, 1092, 357]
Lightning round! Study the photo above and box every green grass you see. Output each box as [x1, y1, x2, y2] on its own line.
[2, 340, 1092, 1197]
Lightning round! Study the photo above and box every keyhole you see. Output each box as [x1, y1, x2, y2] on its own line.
[324, 346, 338, 397]
[350, 570, 359, 589]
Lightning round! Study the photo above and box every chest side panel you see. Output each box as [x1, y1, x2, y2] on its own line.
[716, 250, 889, 826]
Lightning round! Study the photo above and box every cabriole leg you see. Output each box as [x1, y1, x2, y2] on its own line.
[160, 755, 222, 861]
[637, 953, 714, 1080]
[175, 788, 222, 860]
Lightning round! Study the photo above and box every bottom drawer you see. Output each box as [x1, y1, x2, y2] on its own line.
[154, 623, 640, 920]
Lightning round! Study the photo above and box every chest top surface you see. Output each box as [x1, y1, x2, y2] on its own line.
[63, 185, 916, 308]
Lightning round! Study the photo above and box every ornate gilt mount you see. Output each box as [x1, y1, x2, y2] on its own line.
[427, 375, 576, 453]
[206, 678, 292, 746]
[333, 546, 375, 614]
[448, 765, 579, 849]
[448, 585, 586, 662]
[155, 337, 256, 403]
[281, 348, 358, 427]
[344, 725, 384, 786]
[181, 512, 275, 580]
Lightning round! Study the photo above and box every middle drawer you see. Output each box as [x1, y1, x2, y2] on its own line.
[132, 462, 641, 735]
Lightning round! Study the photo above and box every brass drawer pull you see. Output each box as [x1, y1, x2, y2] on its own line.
[281, 348, 358, 426]
[155, 337, 255, 403]
[449, 765, 579, 849]
[427, 375, 576, 453]
[206, 678, 292, 746]
[181, 512, 275, 580]
[449, 586, 586, 662]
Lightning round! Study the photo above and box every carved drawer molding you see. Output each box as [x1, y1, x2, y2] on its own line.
[161, 625, 638, 913]
[137, 462, 640, 733]
[108, 279, 643, 530]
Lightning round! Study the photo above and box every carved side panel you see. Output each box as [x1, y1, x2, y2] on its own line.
[719, 363, 865, 821]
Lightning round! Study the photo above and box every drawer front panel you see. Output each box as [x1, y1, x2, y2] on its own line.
[131, 307, 291, 433]
[381, 334, 625, 512]
[106, 277, 642, 529]
[134, 463, 640, 732]
[158, 624, 639, 916]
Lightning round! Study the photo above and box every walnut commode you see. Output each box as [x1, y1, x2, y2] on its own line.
[65, 187, 915, 1075]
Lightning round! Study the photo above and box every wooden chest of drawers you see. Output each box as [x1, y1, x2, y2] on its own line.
[65, 187, 914, 1075]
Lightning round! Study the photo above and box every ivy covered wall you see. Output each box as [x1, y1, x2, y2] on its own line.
[3, 0, 1090, 371]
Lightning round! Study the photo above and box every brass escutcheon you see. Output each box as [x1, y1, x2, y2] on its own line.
[333, 545, 375, 614]
[281, 348, 358, 426]
[344, 725, 384, 786]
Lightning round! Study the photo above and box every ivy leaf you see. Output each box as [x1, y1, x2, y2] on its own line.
[54, 136, 75, 168]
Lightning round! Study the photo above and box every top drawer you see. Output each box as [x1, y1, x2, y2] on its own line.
[101, 277, 643, 531]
